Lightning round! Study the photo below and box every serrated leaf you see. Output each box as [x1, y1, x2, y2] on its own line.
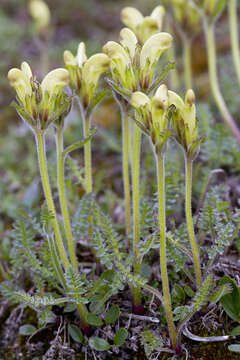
[113, 328, 128, 347]
[86, 313, 103, 326]
[210, 283, 232, 303]
[68, 323, 83, 343]
[19, 324, 37, 336]
[105, 305, 120, 324]
[219, 276, 240, 322]
[89, 337, 111, 351]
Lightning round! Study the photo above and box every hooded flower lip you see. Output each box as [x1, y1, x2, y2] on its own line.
[120, 28, 138, 60]
[8, 62, 70, 130]
[169, 88, 199, 152]
[131, 84, 171, 151]
[102, 40, 135, 90]
[64, 42, 110, 105]
[121, 6, 166, 44]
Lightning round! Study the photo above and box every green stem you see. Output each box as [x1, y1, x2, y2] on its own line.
[185, 155, 202, 288]
[56, 126, 78, 270]
[35, 129, 69, 269]
[121, 108, 131, 237]
[156, 153, 177, 349]
[83, 115, 92, 193]
[132, 124, 141, 306]
[229, 0, 240, 86]
[205, 20, 240, 144]
[183, 36, 193, 89]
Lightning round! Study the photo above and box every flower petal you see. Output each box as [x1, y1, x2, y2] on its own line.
[64, 50, 78, 66]
[168, 90, 185, 110]
[41, 68, 69, 97]
[121, 7, 144, 30]
[120, 28, 138, 59]
[21, 62, 33, 79]
[136, 17, 159, 43]
[131, 91, 151, 109]
[76, 42, 87, 68]
[140, 32, 173, 69]
[8, 68, 32, 104]
[150, 6, 165, 30]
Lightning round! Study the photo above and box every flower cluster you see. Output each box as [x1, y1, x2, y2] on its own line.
[131, 85, 203, 158]
[103, 29, 172, 91]
[120, 6, 165, 44]
[64, 42, 110, 107]
[168, 0, 200, 33]
[8, 62, 70, 131]
[193, 0, 227, 21]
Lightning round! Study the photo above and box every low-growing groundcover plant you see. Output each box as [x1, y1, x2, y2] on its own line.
[1, 1, 240, 359]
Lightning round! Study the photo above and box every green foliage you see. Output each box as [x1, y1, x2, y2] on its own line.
[220, 276, 240, 322]
[104, 305, 120, 324]
[19, 324, 37, 336]
[89, 337, 111, 351]
[113, 328, 128, 347]
[141, 330, 163, 358]
[68, 323, 83, 343]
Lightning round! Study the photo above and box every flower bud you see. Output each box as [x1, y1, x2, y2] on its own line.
[76, 42, 87, 67]
[29, 0, 50, 31]
[131, 91, 150, 108]
[21, 62, 33, 79]
[185, 89, 195, 106]
[136, 17, 159, 44]
[150, 6, 165, 30]
[63, 50, 78, 67]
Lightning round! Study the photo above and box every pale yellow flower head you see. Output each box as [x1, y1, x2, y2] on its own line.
[121, 6, 166, 44]
[29, 0, 51, 31]
[8, 62, 70, 130]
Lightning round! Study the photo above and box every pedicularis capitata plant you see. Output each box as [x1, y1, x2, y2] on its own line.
[4, 3, 240, 356]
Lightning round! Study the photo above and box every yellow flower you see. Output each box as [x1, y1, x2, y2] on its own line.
[121, 6, 165, 44]
[131, 84, 171, 153]
[64, 42, 110, 104]
[8, 62, 70, 130]
[29, 0, 51, 31]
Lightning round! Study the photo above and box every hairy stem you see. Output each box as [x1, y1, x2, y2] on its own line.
[228, 0, 240, 86]
[132, 124, 141, 306]
[183, 36, 192, 89]
[83, 115, 92, 193]
[35, 129, 69, 269]
[185, 155, 202, 288]
[156, 153, 177, 349]
[204, 20, 240, 144]
[56, 126, 78, 270]
[121, 108, 131, 236]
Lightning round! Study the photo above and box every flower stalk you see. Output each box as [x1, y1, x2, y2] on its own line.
[56, 124, 78, 270]
[184, 154, 202, 288]
[204, 20, 240, 144]
[35, 129, 70, 269]
[132, 124, 142, 306]
[156, 153, 177, 349]
[121, 105, 132, 236]
[228, 0, 240, 87]
[83, 114, 92, 194]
